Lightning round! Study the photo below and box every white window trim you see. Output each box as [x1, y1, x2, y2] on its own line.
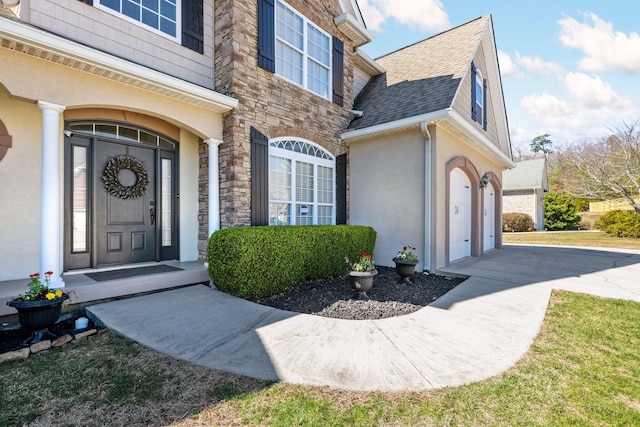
[95, 0, 181, 44]
[275, 0, 333, 100]
[269, 137, 336, 225]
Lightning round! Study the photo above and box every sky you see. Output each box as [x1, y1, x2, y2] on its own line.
[357, 0, 640, 152]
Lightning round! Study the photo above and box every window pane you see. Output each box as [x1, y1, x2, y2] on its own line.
[276, 1, 303, 50]
[307, 24, 329, 66]
[142, 8, 159, 28]
[160, 17, 176, 36]
[161, 158, 172, 246]
[118, 126, 138, 142]
[317, 165, 333, 204]
[94, 124, 118, 138]
[269, 156, 292, 201]
[142, 0, 158, 12]
[72, 146, 88, 252]
[308, 59, 329, 97]
[102, 0, 120, 12]
[140, 131, 158, 146]
[296, 204, 313, 225]
[270, 203, 290, 225]
[296, 161, 314, 203]
[123, 0, 140, 20]
[317, 205, 333, 225]
[276, 42, 303, 84]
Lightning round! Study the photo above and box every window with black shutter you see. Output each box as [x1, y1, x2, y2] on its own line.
[332, 37, 344, 106]
[336, 154, 347, 224]
[257, 0, 276, 72]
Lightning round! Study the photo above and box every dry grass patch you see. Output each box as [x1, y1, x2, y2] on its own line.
[503, 230, 640, 249]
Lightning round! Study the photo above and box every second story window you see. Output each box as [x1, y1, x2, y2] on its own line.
[98, 0, 179, 39]
[275, 0, 331, 99]
[471, 62, 487, 130]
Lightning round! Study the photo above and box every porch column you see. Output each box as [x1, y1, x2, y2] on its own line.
[37, 101, 66, 288]
[204, 138, 223, 235]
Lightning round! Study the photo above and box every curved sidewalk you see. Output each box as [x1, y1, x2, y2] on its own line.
[86, 245, 640, 392]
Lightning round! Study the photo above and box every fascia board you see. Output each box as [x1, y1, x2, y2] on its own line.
[0, 17, 238, 112]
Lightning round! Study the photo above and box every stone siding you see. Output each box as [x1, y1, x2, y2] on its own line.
[201, 0, 356, 257]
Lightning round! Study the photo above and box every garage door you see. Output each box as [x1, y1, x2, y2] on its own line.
[449, 168, 471, 262]
[483, 182, 495, 251]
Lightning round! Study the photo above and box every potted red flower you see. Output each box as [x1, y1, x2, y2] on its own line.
[346, 252, 377, 299]
[7, 271, 69, 331]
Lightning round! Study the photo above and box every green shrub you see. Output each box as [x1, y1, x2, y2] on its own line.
[207, 225, 376, 300]
[544, 192, 582, 231]
[596, 210, 640, 238]
[502, 212, 533, 232]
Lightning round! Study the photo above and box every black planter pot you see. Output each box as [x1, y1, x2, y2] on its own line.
[393, 259, 419, 284]
[348, 270, 377, 299]
[7, 294, 69, 330]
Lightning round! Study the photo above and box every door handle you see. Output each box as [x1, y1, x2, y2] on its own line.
[150, 207, 156, 226]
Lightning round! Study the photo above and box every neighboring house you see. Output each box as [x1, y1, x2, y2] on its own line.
[344, 16, 514, 270]
[0, 0, 512, 292]
[502, 158, 548, 230]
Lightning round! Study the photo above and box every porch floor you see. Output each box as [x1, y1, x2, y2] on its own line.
[0, 261, 210, 318]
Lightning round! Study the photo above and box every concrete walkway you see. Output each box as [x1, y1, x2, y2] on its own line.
[86, 245, 640, 392]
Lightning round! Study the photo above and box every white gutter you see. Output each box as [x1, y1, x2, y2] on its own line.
[341, 108, 516, 169]
[341, 110, 450, 143]
[421, 122, 432, 272]
[0, 17, 238, 113]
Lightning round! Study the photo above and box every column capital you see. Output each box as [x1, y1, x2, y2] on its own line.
[203, 138, 223, 147]
[37, 101, 66, 113]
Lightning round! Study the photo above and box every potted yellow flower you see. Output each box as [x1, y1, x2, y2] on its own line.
[7, 271, 69, 331]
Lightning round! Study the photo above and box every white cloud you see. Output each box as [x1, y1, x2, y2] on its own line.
[563, 72, 629, 109]
[498, 50, 520, 76]
[521, 93, 573, 121]
[558, 12, 640, 73]
[358, 0, 450, 33]
[515, 52, 564, 75]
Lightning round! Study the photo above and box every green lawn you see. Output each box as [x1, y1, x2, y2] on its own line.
[503, 230, 640, 250]
[2, 290, 639, 426]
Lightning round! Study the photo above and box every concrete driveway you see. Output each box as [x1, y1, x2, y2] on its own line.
[86, 245, 640, 392]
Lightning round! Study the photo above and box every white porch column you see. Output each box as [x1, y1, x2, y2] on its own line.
[37, 101, 66, 288]
[204, 138, 223, 235]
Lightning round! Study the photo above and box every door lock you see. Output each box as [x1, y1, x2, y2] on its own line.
[150, 207, 156, 225]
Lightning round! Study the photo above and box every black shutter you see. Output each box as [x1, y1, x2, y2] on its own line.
[78, 0, 93, 4]
[182, 0, 204, 54]
[483, 78, 488, 130]
[470, 62, 477, 122]
[332, 37, 344, 106]
[251, 127, 269, 226]
[257, 0, 276, 72]
[336, 154, 347, 224]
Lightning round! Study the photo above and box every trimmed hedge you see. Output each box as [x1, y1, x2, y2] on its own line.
[207, 225, 376, 300]
[596, 210, 640, 238]
[503, 212, 533, 232]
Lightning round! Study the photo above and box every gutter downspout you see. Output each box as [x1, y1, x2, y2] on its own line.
[421, 122, 431, 272]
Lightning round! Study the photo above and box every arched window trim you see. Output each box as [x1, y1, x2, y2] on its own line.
[268, 137, 335, 226]
[67, 120, 177, 150]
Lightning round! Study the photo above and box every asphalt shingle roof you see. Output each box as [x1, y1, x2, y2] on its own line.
[503, 158, 548, 190]
[348, 16, 489, 131]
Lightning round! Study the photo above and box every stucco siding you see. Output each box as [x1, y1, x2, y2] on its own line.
[349, 129, 426, 270]
[0, 48, 220, 280]
[432, 126, 503, 269]
[23, 0, 215, 88]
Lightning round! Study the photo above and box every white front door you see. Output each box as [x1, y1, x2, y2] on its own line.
[483, 182, 495, 251]
[449, 168, 471, 262]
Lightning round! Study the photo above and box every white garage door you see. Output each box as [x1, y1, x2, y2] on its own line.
[483, 182, 495, 251]
[449, 168, 471, 262]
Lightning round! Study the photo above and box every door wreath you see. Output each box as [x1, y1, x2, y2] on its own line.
[102, 155, 150, 200]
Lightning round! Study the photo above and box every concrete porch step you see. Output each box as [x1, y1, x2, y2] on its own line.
[0, 261, 210, 318]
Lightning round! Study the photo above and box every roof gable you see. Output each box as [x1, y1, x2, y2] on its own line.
[349, 16, 488, 131]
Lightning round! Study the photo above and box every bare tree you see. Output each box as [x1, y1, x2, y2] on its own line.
[563, 121, 640, 213]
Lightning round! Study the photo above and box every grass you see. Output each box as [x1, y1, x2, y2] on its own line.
[503, 229, 640, 250]
[1, 291, 639, 426]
